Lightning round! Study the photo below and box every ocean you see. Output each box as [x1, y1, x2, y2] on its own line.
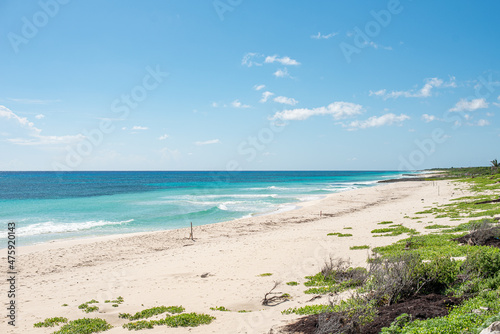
[0, 171, 405, 246]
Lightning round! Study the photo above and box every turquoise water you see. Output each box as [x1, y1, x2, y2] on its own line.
[0, 171, 405, 246]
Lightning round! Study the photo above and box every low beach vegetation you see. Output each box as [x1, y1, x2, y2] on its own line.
[327, 232, 353, 237]
[371, 225, 418, 237]
[282, 169, 500, 333]
[350, 245, 370, 250]
[53, 318, 112, 334]
[122, 313, 215, 330]
[210, 306, 230, 311]
[119, 305, 184, 320]
[33, 317, 68, 327]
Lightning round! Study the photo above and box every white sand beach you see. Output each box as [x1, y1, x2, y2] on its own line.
[1, 179, 470, 334]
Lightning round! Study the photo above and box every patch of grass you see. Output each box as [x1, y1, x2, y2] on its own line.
[327, 232, 353, 237]
[378, 221, 394, 225]
[343, 227, 353, 230]
[238, 310, 251, 313]
[286, 281, 299, 286]
[371, 225, 418, 237]
[104, 296, 124, 304]
[259, 273, 273, 277]
[62, 304, 68, 307]
[53, 318, 112, 334]
[350, 245, 370, 250]
[119, 306, 184, 320]
[163, 313, 215, 328]
[282, 304, 333, 315]
[78, 300, 100, 313]
[34, 317, 68, 327]
[303, 258, 368, 295]
[374, 233, 473, 260]
[424, 224, 451, 229]
[210, 306, 230, 312]
[122, 313, 215, 330]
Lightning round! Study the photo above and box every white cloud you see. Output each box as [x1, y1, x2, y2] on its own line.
[444, 76, 457, 88]
[241, 52, 262, 67]
[486, 112, 494, 117]
[369, 89, 387, 97]
[264, 55, 300, 66]
[273, 96, 298, 106]
[0, 105, 84, 146]
[132, 126, 148, 130]
[35, 114, 45, 119]
[158, 134, 169, 140]
[271, 102, 363, 121]
[273, 68, 291, 78]
[363, 41, 392, 50]
[348, 113, 410, 129]
[231, 100, 251, 108]
[311, 32, 337, 40]
[254, 84, 266, 91]
[422, 114, 436, 122]
[195, 139, 220, 146]
[211, 102, 218, 107]
[477, 119, 490, 126]
[260, 91, 275, 103]
[371, 77, 452, 99]
[449, 98, 488, 112]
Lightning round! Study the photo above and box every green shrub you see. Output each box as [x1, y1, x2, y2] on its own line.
[425, 224, 451, 229]
[327, 232, 353, 237]
[286, 281, 299, 286]
[210, 306, 229, 311]
[259, 273, 273, 277]
[122, 313, 215, 330]
[463, 247, 500, 279]
[371, 225, 418, 237]
[163, 313, 215, 327]
[416, 257, 461, 294]
[386, 291, 500, 333]
[282, 304, 333, 315]
[119, 306, 184, 320]
[350, 245, 370, 250]
[53, 318, 112, 334]
[78, 300, 100, 313]
[33, 317, 68, 327]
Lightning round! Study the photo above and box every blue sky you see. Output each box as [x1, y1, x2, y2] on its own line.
[1, 0, 499, 171]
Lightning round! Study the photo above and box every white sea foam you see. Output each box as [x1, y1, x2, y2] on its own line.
[217, 203, 228, 211]
[298, 195, 324, 202]
[16, 219, 134, 236]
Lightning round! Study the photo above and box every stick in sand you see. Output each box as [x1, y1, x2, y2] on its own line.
[189, 222, 194, 241]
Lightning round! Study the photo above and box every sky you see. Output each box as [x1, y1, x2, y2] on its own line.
[0, 0, 499, 171]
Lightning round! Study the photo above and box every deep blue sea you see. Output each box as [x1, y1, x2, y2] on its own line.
[0, 171, 405, 246]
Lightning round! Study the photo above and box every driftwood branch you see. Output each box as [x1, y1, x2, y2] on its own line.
[262, 281, 290, 306]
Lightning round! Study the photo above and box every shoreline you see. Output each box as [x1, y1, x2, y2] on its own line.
[15, 175, 396, 251]
[1, 178, 463, 334]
